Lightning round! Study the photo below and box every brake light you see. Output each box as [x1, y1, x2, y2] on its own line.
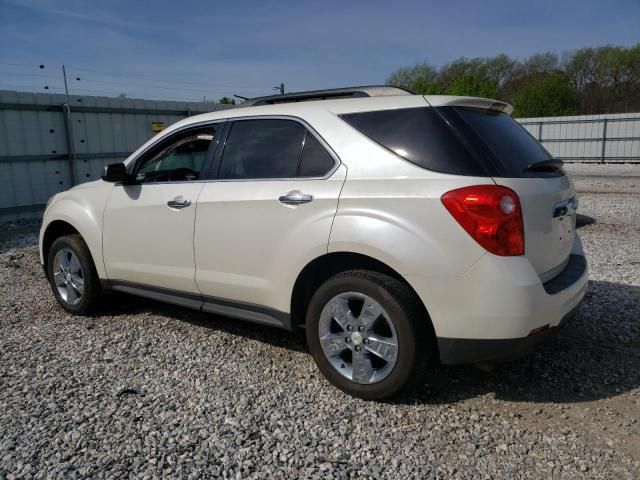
[441, 185, 524, 256]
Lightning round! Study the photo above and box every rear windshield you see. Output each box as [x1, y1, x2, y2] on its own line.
[340, 106, 562, 178]
[443, 107, 559, 177]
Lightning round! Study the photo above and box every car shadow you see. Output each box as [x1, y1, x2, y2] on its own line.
[99, 279, 639, 405]
[99, 292, 309, 353]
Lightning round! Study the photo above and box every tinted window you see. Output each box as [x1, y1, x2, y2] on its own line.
[219, 120, 306, 179]
[341, 107, 487, 176]
[449, 107, 558, 177]
[299, 133, 335, 177]
[135, 126, 216, 182]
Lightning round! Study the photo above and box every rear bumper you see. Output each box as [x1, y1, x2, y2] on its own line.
[437, 303, 580, 365]
[405, 235, 589, 365]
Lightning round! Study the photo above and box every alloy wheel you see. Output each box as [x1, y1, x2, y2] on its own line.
[52, 248, 84, 306]
[318, 292, 398, 384]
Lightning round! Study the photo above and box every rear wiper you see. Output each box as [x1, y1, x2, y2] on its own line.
[525, 158, 564, 172]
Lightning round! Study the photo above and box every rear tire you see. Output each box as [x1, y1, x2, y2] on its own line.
[306, 270, 434, 400]
[47, 234, 103, 315]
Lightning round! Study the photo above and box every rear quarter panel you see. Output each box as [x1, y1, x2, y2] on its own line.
[318, 112, 490, 277]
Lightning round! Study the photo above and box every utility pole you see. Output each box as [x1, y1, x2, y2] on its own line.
[61, 65, 78, 186]
[273, 83, 285, 95]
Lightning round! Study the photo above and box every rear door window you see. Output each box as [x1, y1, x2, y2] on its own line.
[298, 133, 335, 177]
[218, 119, 306, 179]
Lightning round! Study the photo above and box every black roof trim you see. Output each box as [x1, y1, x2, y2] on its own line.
[237, 85, 414, 108]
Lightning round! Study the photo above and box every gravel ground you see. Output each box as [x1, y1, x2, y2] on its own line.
[1, 164, 639, 479]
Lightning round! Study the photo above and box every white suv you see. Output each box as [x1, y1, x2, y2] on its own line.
[40, 86, 588, 399]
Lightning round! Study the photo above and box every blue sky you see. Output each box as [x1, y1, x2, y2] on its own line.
[1, 0, 638, 102]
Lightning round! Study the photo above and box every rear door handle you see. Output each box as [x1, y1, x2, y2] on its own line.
[167, 198, 192, 209]
[278, 193, 313, 205]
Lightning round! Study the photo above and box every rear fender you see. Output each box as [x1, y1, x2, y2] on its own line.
[328, 202, 486, 277]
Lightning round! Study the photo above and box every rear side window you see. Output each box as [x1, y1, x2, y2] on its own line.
[218, 119, 305, 179]
[341, 106, 562, 178]
[340, 107, 487, 176]
[299, 133, 335, 177]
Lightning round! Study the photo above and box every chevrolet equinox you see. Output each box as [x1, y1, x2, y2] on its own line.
[40, 86, 588, 399]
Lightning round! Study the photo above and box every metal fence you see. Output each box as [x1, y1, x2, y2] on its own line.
[0, 90, 232, 222]
[2, 89, 640, 223]
[517, 113, 640, 164]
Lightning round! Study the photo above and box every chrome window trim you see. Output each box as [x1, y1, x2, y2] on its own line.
[213, 114, 342, 182]
[123, 115, 342, 185]
[126, 119, 227, 177]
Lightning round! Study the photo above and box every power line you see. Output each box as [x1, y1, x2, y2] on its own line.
[0, 71, 269, 97]
[0, 71, 63, 80]
[1, 62, 272, 93]
[1, 68, 272, 97]
[0, 83, 210, 101]
[66, 65, 268, 91]
[0, 62, 45, 68]
[68, 76, 262, 95]
[0, 61, 279, 101]
[0, 83, 64, 91]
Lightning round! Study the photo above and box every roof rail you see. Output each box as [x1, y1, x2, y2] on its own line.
[237, 85, 414, 108]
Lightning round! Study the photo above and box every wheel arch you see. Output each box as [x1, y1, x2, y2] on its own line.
[41, 218, 103, 279]
[290, 251, 436, 341]
[42, 220, 79, 270]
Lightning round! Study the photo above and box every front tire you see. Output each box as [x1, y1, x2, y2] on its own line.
[306, 270, 433, 400]
[47, 234, 103, 315]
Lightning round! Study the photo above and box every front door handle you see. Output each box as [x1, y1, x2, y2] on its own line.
[167, 198, 192, 209]
[279, 193, 314, 205]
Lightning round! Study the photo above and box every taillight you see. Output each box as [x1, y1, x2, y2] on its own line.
[441, 185, 524, 256]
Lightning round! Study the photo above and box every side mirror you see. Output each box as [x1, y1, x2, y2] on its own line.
[102, 163, 129, 183]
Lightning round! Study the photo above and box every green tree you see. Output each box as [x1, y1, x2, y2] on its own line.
[218, 97, 236, 105]
[483, 54, 518, 87]
[565, 44, 640, 113]
[512, 73, 578, 117]
[438, 57, 486, 87]
[386, 62, 439, 94]
[387, 43, 640, 115]
[441, 74, 499, 98]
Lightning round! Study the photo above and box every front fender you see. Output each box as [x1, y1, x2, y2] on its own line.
[40, 181, 113, 278]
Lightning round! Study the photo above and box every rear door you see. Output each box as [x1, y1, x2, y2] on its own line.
[194, 117, 346, 316]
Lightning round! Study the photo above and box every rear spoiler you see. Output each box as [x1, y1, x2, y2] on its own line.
[424, 96, 513, 115]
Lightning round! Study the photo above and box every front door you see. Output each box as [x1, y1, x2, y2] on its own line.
[103, 123, 220, 294]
